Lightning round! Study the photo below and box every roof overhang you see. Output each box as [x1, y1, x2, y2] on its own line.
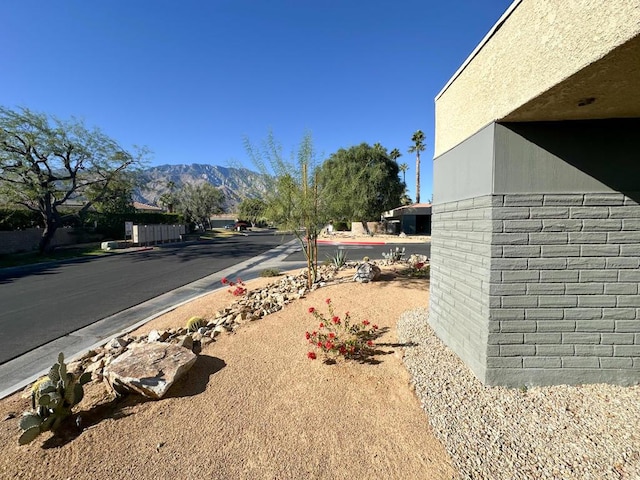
[434, 0, 640, 156]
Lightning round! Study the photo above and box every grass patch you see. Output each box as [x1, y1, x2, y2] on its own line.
[0, 246, 106, 269]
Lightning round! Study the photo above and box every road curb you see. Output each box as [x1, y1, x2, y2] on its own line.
[0, 239, 305, 400]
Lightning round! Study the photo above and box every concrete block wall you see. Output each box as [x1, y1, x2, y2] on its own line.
[429, 196, 493, 379]
[486, 192, 640, 386]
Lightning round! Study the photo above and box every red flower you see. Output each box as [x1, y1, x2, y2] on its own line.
[308, 307, 315, 314]
[319, 322, 324, 328]
[325, 341, 334, 350]
[339, 346, 347, 355]
[367, 340, 374, 347]
[305, 331, 311, 340]
[362, 320, 370, 326]
[221, 277, 228, 284]
[307, 352, 317, 360]
[373, 324, 379, 330]
[325, 298, 331, 304]
[415, 262, 424, 270]
[317, 342, 323, 348]
[328, 332, 335, 339]
[332, 316, 340, 325]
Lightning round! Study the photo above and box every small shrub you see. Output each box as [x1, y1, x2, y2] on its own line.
[305, 299, 378, 362]
[185, 316, 206, 332]
[327, 249, 347, 269]
[18, 353, 91, 445]
[221, 277, 247, 296]
[260, 268, 282, 277]
[405, 262, 430, 278]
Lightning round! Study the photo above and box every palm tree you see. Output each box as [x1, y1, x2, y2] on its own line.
[408, 130, 425, 203]
[398, 162, 409, 184]
[389, 148, 402, 162]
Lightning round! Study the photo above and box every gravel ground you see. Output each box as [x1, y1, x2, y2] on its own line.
[398, 308, 640, 480]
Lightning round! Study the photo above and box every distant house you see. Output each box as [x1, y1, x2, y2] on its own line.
[209, 214, 237, 228]
[133, 202, 163, 212]
[381, 203, 432, 235]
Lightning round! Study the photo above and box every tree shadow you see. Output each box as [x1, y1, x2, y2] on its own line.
[40, 354, 225, 448]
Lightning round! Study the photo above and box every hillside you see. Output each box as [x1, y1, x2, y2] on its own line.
[134, 164, 269, 212]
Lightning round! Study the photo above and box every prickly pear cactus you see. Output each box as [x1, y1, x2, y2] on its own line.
[18, 352, 92, 445]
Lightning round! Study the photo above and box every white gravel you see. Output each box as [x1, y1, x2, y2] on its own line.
[397, 308, 640, 480]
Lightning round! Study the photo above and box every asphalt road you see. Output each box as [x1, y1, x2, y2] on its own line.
[0, 231, 293, 365]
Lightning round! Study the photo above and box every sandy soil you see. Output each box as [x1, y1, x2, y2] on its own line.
[0, 267, 455, 480]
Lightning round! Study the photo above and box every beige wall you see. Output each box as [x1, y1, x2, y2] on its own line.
[434, 0, 640, 156]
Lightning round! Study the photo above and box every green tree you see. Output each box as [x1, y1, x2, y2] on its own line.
[408, 130, 426, 203]
[398, 162, 408, 184]
[158, 180, 177, 213]
[317, 143, 404, 232]
[389, 148, 402, 162]
[88, 171, 138, 215]
[244, 131, 324, 288]
[174, 183, 225, 229]
[238, 198, 267, 226]
[0, 107, 146, 253]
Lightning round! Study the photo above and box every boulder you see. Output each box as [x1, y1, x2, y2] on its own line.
[103, 343, 197, 399]
[353, 262, 381, 283]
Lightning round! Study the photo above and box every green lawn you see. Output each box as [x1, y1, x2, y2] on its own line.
[0, 245, 106, 269]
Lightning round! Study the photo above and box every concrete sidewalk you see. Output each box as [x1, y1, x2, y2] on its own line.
[0, 239, 306, 400]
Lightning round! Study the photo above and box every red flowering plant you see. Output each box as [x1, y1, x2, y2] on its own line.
[305, 298, 379, 362]
[404, 261, 430, 278]
[221, 277, 247, 296]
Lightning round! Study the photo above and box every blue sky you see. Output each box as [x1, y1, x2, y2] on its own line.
[1, 0, 513, 203]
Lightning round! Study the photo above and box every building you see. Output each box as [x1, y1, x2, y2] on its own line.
[381, 203, 432, 235]
[429, 0, 640, 386]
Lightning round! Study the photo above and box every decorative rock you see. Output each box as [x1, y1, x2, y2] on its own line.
[176, 334, 194, 351]
[148, 330, 170, 342]
[353, 262, 381, 283]
[103, 342, 197, 399]
[108, 337, 129, 349]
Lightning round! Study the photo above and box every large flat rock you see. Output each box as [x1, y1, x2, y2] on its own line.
[104, 342, 197, 399]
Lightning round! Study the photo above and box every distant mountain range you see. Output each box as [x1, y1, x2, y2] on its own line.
[134, 164, 270, 213]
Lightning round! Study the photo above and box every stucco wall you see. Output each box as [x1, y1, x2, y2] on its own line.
[434, 0, 640, 156]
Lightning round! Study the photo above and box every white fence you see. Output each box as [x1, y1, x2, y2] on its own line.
[132, 224, 186, 245]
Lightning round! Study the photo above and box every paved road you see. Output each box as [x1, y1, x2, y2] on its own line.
[0, 231, 292, 365]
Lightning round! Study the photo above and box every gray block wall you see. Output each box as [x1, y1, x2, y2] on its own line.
[430, 119, 640, 387]
[430, 192, 640, 386]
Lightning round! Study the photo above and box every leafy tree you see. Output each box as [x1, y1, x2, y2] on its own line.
[317, 143, 404, 232]
[0, 107, 146, 252]
[244, 131, 324, 288]
[238, 198, 267, 226]
[408, 130, 425, 203]
[88, 171, 138, 215]
[174, 182, 224, 229]
[158, 180, 177, 213]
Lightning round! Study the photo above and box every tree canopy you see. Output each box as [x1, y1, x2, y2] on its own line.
[317, 142, 404, 223]
[244, 131, 324, 287]
[237, 198, 267, 226]
[0, 106, 146, 252]
[174, 182, 225, 229]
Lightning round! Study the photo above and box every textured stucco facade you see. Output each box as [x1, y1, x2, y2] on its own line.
[431, 0, 640, 386]
[434, 0, 640, 156]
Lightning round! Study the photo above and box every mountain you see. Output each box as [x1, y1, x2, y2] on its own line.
[134, 164, 270, 213]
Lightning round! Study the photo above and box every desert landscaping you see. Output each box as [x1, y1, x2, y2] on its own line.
[0, 258, 638, 479]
